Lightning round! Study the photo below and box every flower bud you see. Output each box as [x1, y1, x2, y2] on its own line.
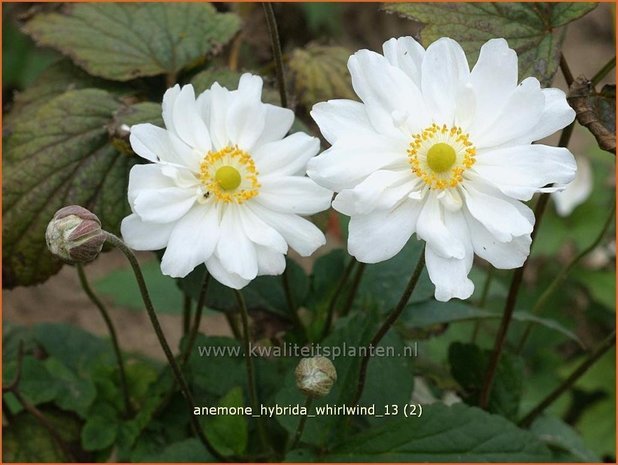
[45, 206, 106, 263]
[295, 356, 337, 398]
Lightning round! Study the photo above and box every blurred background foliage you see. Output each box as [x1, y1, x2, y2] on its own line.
[3, 2, 616, 463]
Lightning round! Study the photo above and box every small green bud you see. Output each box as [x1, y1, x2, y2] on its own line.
[295, 356, 337, 398]
[45, 205, 106, 264]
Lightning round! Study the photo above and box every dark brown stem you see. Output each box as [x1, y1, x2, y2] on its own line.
[182, 294, 192, 337]
[77, 264, 133, 417]
[350, 248, 425, 406]
[262, 2, 288, 108]
[339, 262, 366, 317]
[560, 53, 574, 87]
[104, 232, 224, 461]
[289, 396, 313, 450]
[519, 331, 616, 427]
[321, 258, 357, 340]
[181, 272, 210, 366]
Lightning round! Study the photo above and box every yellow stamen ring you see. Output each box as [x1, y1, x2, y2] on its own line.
[199, 146, 260, 203]
[407, 123, 476, 190]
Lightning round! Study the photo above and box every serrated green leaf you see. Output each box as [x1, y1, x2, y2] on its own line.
[202, 386, 248, 456]
[448, 342, 524, 420]
[325, 403, 551, 461]
[288, 44, 355, 107]
[3, 89, 159, 287]
[44, 357, 97, 418]
[383, 2, 597, 85]
[23, 3, 241, 81]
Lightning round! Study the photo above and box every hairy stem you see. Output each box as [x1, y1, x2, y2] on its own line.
[519, 330, 616, 427]
[104, 233, 224, 461]
[350, 248, 425, 406]
[77, 264, 133, 417]
[516, 203, 615, 353]
[262, 2, 288, 108]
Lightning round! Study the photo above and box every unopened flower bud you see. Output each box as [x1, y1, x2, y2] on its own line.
[45, 206, 106, 263]
[295, 356, 337, 398]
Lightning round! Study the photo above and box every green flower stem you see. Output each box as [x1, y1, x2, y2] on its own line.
[182, 294, 192, 337]
[76, 264, 133, 417]
[350, 248, 425, 407]
[591, 56, 616, 87]
[471, 267, 494, 343]
[262, 2, 288, 108]
[104, 232, 224, 462]
[234, 290, 269, 451]
[339, 262, 366, 317]
[518, 330, 616, 428]
[289, 396, 313, 451]
[516, 203, 615, 353]
[321, 258, 357, 340]
[181, 272, 210, 366]
[479, 106, 575, 409]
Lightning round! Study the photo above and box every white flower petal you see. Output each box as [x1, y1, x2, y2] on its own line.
[468, 38, 518, 131]
[348, 49, 429, 136]
[250, 203, 326, 257]
[515, 88, 576, 144]
[208, 82, 231, 150]
[226, 74, 267, 151]
[121, 214, 173, 250]
[416, 191, 466, 259]
[307, 134, 408, 191]
[348, 199, 422, 263]
[160, 205, 219, 278]
[332, 170, 411, 216]
[311, 99, 374, 145]
[216, 205, 258, 281]
[206, 254, 251, 290]
[473, 77, 544, 148]
[421, 37, 470, 124]
[258, 176, 333, 215]
[130, 124, 174, 163]
[382, 36, 425, 86]
[162, 84, 181, 134]
[133, 187, 196, 224]
[552, 154, 593, 216]
[255, 245, 287, 276]
[127, 163, 177, 206]
[238, 205, 288, 254]
[172, 85, 212, 152]
[255, 104, 295, 146]
[461, 183, 533, 242]
[466, 213, 531, 269]
[253, 132, 320, 177]
[473, 144, 577, 200]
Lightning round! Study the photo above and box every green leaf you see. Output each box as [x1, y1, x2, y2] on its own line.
[3, 357, 58, 407]
[326, 403, 551, 461]
[44, 358, 97, 417]
[191, 68, 245, 93]
[288, 44, 355, 107]
[356, 238, 434, 312]
[81, 412, 117, 451]
[448, 342, 524, 420]
[383, 2, 597, 85]
[23, 3, 241, 81]
[3, 408, 82, 462]
[202, 387, 248, 456]
[3, 88, 159, 287]
[573, 269, 616, 310]
[530, 415, 600, 462]
[94, 260, 184, 314]
[403, 300, 583, 346]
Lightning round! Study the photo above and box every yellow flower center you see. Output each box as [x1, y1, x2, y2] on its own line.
[199, 146, 260, 203]
[215, 166, 242, 191]
[408, 124, 476, 190]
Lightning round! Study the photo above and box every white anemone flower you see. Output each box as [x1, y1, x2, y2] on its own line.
[308, 37, 577, 302]
[121, 74, 333, 289]
[552, 153, 593, 216]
